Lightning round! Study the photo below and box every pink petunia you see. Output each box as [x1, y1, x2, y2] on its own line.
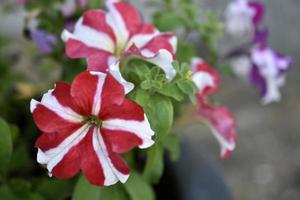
[191, 58, 237, 158]
[31, 71, 154, 186]
[61, 0, 177, 80]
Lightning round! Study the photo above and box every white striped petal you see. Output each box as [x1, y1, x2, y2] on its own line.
[127, 30, 159, 50]
[37, 124, 90, 172]
[30, 88, 83, 123]
[106, 0, 129, 52]
[102, 114, 155, 149]
[192, 71, 215, 94]
[92, 128, 129, 185]
[89, 71, 106, 115]
[206, 122, 236, 158]
[141, 49, 177, 80]
[61, 18, 115, 53]
[108, 62, 134, 94]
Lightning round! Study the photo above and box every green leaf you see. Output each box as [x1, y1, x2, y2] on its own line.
[72, 176, 100, 200]
[146, 95, 173, 140]
[157, 82, 184, 101]
[35, 178, 73, 200]
[88, 0, 102, 9]
[141, 80, 152, 90]
[0, 185, 19, 200]
[0, 118, 13, 173]
[125, 171, 155, 200]
[9, 179, 45, 200]
[177, 42, 196, 63]
[164, 133, 180, 161]
[154, 13, 183, 31]
[72, 175, 129, 200]
[176, 79, 197, 95]
[143, 144, 164, 183]
[9, 143, 31, 173]
[9, 124, 19, 143]
[130, 88, 174, 140]
[128, 87, 150, 107]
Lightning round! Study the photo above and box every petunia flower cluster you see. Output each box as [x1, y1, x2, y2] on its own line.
[30, 0, 238, 187]
[191, 58, 237, 158]
[225, 0, 292, 104]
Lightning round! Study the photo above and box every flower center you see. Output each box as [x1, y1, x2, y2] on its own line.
[85, 115, 102, 127]
[114, 39, 128, 57]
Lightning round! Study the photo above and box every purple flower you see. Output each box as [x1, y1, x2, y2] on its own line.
[61, 0, 89, 17]
[78, 0, 88, 8]
[253, 27, 269, 46]
[31, 30, 58, 54]
[250, 46, 292, 104]
[225, 0, 265, 38]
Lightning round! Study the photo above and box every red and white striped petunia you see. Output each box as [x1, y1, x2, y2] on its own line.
[191, 58, 237, 158]
[31, 71, 154, 186]
[191, 57, 220, 102]
[199, 104, 237, 159]
[61, 0, 177, 80]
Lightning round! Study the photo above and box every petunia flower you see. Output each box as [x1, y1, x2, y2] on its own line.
[225, 0, 264, 38]
[199, 104, 238, 159]
[31, 30, 58, 54]
[191, 58, 220, 102]
[61, 0, 177, 80]
[191, 58, 237, 158]
[250, 46, 292, 104]
[30, 71, 155, 186]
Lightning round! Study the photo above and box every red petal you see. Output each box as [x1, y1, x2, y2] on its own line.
[101, 99, 154, 150]
[52, 82, 82, 114]
[82, 9, 116, 42]
[51, 145, 81, 179]
[32, 104, 80, 133]
[99, 73, 125, 115]
[142, 34, 175, 56]
[100, 98, 143, 121]
[110, 1, 142, 35]
[35, 124, 82, 151]
[70, 71, 102, 115]
[102, 133, 130, 175]
[199, 103, 237, 158]
[80, 128, 105, 186]
[66, 39, 112, 72]
[31, 82, 82, 133]
[192, 58, 220, 100]
[135, 23, 156, 35]
[102, 129, 142, 153]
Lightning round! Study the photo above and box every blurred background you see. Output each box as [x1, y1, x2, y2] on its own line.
[0, 0, 299, 200]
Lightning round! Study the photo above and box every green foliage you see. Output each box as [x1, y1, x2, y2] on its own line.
[73, 176, 129, 200]
[124, 171, 155, 200]
[152, 0, 224, 66]
[0, 118, 13, 174]
[164, 133, 180, 161]
[153, 13, 184, 31]
[0, 179, 45, 200]
[34, 178, 73, 200]
[142, 144, 164, 183]
[88, 0, 103, 9]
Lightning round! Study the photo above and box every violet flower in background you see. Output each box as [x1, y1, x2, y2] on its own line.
[225, 0, 265, 39]
[250, 46, 292, 104]
[78, 0, 88, 8]
[31, 30, 58, 54]
[61, 0, 89, 17]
